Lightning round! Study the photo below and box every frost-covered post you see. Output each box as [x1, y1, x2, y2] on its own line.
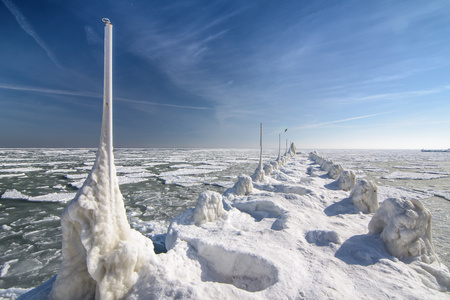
[278, 133, 281, 161]
[50, 19, 155, 300]
[252, 123, 265, 182]
[259, 123, 263, 166]
[103, 17, 114, 200]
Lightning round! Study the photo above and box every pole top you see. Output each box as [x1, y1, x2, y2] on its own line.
[102, 18, 111, 25]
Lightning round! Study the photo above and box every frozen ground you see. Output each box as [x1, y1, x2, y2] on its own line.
[9, 149, 450, 299]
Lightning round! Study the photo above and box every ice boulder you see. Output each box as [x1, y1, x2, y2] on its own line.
[328, 164, 344, 179]
[321, 159, 334, 172]
[338, 170, 356, 191]
[368, 198, 435, 261]
[309, 151, 319, 161]
[225, 174, 253, 196]
[350, 179, 378, 213]
[193, 191, 225, 226]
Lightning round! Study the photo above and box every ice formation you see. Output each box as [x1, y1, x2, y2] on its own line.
[252, 165, 265, 182]
[338, 170, 356, 191]
[193, 191, 225, 225]
[263, 163, 274, 176]
[320, 159, 334, 172]
[50, 20, 155, 300]
[368, 198, 435, 261]
[328, 163, 344, 179]
[225, 174, 253, 196]
[350, 179, 379, 213]
[18, 147, 450, 299]
[252, 123, 265, 182]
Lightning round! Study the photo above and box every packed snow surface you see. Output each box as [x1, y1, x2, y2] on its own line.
[18, 149, 450, 299]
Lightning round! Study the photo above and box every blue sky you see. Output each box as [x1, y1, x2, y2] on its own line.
[1, 0, 449, 149]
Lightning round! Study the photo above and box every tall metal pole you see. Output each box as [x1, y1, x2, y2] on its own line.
[103, 18, 113, 197]
[278, 133, 281, 160]
[259, 123, 263, 166]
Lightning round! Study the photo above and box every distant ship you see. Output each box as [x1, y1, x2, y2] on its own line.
[421, 148, 450, 152]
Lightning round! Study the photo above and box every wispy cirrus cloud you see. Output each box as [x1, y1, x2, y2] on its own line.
[0, 83, 210, 110]
[1, 0, 64, 70]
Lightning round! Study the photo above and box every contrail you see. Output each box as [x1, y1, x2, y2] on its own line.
[0, 83, 211, 110]
[1, 0, 64, 70]
[303, 111, 396, 128]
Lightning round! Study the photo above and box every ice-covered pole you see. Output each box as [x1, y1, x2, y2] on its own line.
[102, 18, 113, 199]
[259, 123, 263, 166]
[278, 133, 281, 160]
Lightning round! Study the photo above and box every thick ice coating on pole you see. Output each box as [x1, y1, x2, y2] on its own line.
[368, 198, 436, 262]
[193, 191, 225, 225]
[50, 20, 155, 300]
[225, 174, 253, 196]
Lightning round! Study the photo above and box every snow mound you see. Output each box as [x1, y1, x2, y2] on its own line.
[306, 166, 316, 176]
[328, 164, 344, 179]
[368, 198, 435, 262]
[193, 191, 225, 226]
[305, 230, 341, 246]
[190, 240, 278, 292]
[350, 179, 379, 213]
[338, 170, 356, 191]
[233, 200, 286, 221]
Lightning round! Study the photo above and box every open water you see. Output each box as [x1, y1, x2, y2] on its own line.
[0, 148, 448, 295]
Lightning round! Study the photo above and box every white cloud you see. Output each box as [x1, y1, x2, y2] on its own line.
[1, 0, 64, 70]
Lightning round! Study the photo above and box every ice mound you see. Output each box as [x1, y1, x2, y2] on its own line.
[193, 191, 225, 225]
[328, 164, 344, 179]
[263, 163, 274, 176]
[338, 170, 356, 191]
[368, 198, 435, 261]
[320, 159, 334, 172]
[350, 179, 379, 213]
[225, 174, 253, 196]
[251, 165, 265, 182]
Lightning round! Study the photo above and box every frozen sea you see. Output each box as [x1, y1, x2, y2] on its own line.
[0, 148, 449, 296]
